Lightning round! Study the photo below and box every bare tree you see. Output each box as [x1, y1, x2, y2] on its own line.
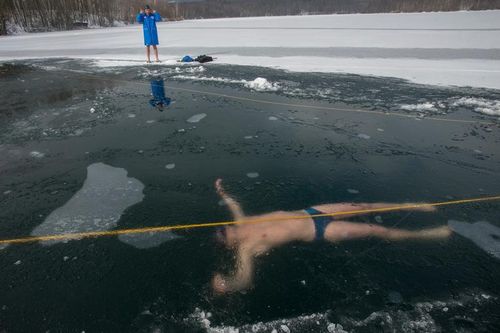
[1, 0, 499, 35]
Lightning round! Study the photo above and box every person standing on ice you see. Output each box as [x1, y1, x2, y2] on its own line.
[137, 5, 162, 63]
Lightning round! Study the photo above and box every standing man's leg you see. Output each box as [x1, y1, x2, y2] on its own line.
[153, 45, 160, 62]
[146, 45, 151, 63]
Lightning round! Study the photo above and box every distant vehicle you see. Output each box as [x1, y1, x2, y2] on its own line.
[72, 22, 89, 29]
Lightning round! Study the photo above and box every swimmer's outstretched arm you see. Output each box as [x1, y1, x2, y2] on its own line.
[212, 247, 254, 294]
[216, 178, 245, 220]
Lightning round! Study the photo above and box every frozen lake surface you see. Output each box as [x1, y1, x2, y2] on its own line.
[1, 10, 500, 88]
[0, 58, 499, 332]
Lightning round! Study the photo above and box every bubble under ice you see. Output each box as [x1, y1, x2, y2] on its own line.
[448, 220, 500, 259]
[118, 232, 181, 249]
[187, 113, 207, 123]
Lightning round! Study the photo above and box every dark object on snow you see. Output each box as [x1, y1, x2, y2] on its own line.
[72, 22, 88, 29]
[195, 55, 214, 63]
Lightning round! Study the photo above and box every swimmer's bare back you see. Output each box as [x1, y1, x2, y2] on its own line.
[212, 179, 451, 294]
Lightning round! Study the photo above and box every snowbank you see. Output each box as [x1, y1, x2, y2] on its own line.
[1, 10, 500, 89]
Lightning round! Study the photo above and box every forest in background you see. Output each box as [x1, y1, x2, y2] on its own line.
[1, 0, 499, 35]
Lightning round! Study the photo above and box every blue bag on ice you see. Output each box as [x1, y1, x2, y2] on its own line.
[181, 55, 194, 62]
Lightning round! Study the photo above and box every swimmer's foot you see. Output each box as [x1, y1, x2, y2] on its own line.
[416, 226, 452, 239]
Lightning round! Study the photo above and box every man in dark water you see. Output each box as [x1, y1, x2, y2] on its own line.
[212, 179, 451, 294]
[137, 5, 162, 63]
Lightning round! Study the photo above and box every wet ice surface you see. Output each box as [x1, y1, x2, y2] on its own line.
[0, 59, 500, 332]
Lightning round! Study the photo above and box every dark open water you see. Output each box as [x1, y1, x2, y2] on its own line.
[0, 59, 499, 332]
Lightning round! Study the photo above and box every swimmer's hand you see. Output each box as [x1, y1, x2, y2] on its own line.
[215, 178, 224, 194]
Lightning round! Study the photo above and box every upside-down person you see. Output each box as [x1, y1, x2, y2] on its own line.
[212, 179, 452, 294]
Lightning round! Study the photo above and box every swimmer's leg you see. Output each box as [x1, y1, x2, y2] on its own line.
[313, 202, 436, 219]
[324, 221, 452, 242]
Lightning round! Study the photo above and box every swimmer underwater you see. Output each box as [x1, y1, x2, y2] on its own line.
[212, 179, 452, 294]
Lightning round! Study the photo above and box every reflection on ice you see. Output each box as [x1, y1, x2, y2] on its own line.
[149, 79, 171, 112]
[31, 163, 144, 245]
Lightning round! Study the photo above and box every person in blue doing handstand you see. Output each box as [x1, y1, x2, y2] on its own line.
[149, 79, 171, 112]
[137, 5, 162, 63]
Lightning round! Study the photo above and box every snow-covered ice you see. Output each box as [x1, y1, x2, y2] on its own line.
[246, 172, 260, 178]
[165, 163, 176, 170]
[448, 220, 500, 259]
[30, 163, 145, 244]
[1, 11, 500, 89]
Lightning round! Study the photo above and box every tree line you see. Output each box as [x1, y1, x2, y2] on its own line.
[0, 0, 175, 35]
[1, 0, 499, 35]
[176, 0, 500, 18]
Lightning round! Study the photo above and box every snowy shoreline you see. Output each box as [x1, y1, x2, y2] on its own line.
[1, 10, 500, 89]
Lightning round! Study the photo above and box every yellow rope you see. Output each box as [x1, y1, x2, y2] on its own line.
[1, 195, 499, 246]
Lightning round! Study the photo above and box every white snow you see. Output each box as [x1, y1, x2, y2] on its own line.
[246, 172, 260, 178]
[244, 77, 280, 91]
[452, 97, 500, 115]
[165, 163, 176, 170]
[400, 102, 438, 112]
[1, 11, 500, 88]
[173, 75, 280, 91]
[347, 189, 360, 194]
[268, 116, 278, 121]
